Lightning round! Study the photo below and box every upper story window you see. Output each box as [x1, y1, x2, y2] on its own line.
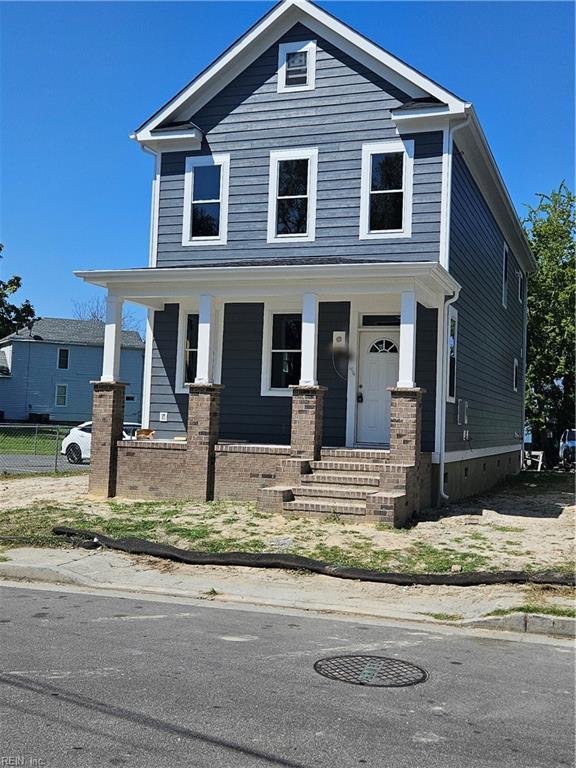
[513, 358, 519, 392]
[447, 306, 458, 403]
[277, 41, 316, 93]
[182, 154, 230, 246]
[57, 348, 69, 370]
[502, 243, 509, 308]
[517, 271, 524, 303]
[267, 148, 318, 243]
[359, 139, 414, 240]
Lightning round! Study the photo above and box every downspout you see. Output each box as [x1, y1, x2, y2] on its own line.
[438, 115, 468, 502]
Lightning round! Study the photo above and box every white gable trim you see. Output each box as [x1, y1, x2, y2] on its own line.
[134, 0, 467, 142]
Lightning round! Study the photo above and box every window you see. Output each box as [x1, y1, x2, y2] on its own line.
[277, 40, 316, 93]
[184, 314, 199, 384]
[55, 384, 67, 407]
[182, 154, 230, 246]
[57, 348, 69, 369]
[513, 358, 519, 392]
[267, 148, 318, 243]
[502, 243, 509, 308]
[369, 339, 398, 354]
[517, 271, 524, 303]
[360, 140, 414, 239]
[262, 311, 302, 395]
[361, 315, 400, 327]
[446, 306, 458, 403]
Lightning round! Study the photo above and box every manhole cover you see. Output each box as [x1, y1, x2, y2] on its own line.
[314, 655, 427, 687]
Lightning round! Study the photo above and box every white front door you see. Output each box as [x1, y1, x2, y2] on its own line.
[356, 330, 400, 445]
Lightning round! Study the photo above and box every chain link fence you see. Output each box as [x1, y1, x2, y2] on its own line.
[0, 424, 89, 475]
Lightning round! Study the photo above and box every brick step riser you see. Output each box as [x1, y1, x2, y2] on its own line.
[283, 501, 367, 516]
[321, 450, 390, 462]
[293, 486, 370, 500]
[311, 461, 385, 474]
[302, 473, 380, 487]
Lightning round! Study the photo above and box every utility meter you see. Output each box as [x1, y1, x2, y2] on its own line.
[332, 331, 347, 351]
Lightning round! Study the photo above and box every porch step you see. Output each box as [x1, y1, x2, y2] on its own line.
[301, 472, 380, 487]
[321, 448, 390, 462]
[293, 484, 371, 500]
[310, 460, 384, 474]
[283, 499, 366, 516]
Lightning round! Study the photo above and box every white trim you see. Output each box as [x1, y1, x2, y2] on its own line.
[345, 301, 360, 447]
[133, 0, 466, 141]
[517, 270, 524, 304]
[446, 304, 458, 403]
[359, 139, 413, 240]
[438, 126, 452, 270]
[267, 147, 318, 243]
[502, 242, 509, 308]
[182, 153, 230, 246]
[260, 300, 302, 397]
[277, 39, 316, 93]
[54, 383, 68, 408]
[432, 443, 521, 464]
[149, 152, 161, 267]
[397, 291, 416, 387]
[141, 309, 154, 429]
[513, 357, 519, 392]
[56, 347, 70, 370]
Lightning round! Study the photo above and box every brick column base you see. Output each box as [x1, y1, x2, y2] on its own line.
[387, 387, 426, 466]
[186, 383, 223, 500]
[88, 381, 126, 498]
[289, 385, 327, 460]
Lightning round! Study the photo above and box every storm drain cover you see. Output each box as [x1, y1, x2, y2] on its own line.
[314, 655, 427, 687]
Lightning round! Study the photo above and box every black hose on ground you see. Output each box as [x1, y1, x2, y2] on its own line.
[52, 526, 575, 587]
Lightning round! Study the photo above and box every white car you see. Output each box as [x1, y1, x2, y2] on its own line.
[61, 421, 140, 464]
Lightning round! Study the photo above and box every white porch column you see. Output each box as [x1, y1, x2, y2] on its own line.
[195, 294, 215, 384]
[299, 292, 319, 386]
[101, 293, 123, 382]
[398, 290, 417, 388]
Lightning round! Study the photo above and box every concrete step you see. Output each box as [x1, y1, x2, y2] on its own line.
[302, 472, 380, 487]
[293, 484, 371, 500]
[283, 499, 366, 516]
[311, 460, 384, 473]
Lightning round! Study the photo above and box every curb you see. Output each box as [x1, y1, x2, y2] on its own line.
[0, 561, 574, 639]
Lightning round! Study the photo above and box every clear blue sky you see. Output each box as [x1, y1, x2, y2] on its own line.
[1, 1, 574, 323]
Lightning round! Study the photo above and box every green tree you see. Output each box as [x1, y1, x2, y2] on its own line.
[0, 245, 36, 339]
[524, 182, 575, 442]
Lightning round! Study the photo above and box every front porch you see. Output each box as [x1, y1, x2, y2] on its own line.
[79, 261, 458, 524]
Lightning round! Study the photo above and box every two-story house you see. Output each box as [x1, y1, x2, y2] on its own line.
[0, 318, 144, 424]
[77, 0, 534, 523]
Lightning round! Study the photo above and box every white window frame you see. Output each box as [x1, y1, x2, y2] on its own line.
[55, 383, 68, 408]
[446, 305, 458, 404]
[267, 147, 318, 244]
[513, 358, 519, 392]
[182, 153, 230, 246]
[260, 303, 302, 397]
[517, 270, 524, 303]
[359, 139, 414, 240]
[57, 347, 70, 370]
[277, 40, 317, 93]
[175, 303, 223, 394]
[502, 243, 509, 308]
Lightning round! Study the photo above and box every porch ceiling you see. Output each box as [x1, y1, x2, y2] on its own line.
[75, 261, 460, 310]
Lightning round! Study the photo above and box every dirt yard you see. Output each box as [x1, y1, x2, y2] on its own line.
[0, 471, 573, 575]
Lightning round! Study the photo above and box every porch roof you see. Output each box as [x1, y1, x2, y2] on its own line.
[75, 261, 460, 310]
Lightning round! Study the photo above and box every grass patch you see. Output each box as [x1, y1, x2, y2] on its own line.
[393, 542, 490, 573]
[490, 524, 526, 533]
[486, 604, 576, 619]
[419, 612, 464, 622]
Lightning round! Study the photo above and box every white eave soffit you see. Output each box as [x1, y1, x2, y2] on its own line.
[133, 0, 468, 143]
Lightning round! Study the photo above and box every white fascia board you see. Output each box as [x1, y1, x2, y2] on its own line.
[134, 0, 468, 139]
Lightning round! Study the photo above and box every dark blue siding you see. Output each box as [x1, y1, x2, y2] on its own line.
[156, 24, 442, 266]
[149, 304, 187, 438]
[415, 304, 437, 452]
[446, 147, 524, 451]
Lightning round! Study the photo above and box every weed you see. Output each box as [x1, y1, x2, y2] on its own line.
[486, 605, 575, 619]
[419, 612, 464, 622]
[490, 524, 525, 533]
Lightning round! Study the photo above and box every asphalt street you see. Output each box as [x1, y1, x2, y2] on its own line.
[0, 584, 573, 768]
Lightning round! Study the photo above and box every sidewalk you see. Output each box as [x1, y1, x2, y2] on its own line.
[0, 546, 573, 638]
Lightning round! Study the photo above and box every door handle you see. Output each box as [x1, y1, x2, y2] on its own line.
[357, 393, 364, 403]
